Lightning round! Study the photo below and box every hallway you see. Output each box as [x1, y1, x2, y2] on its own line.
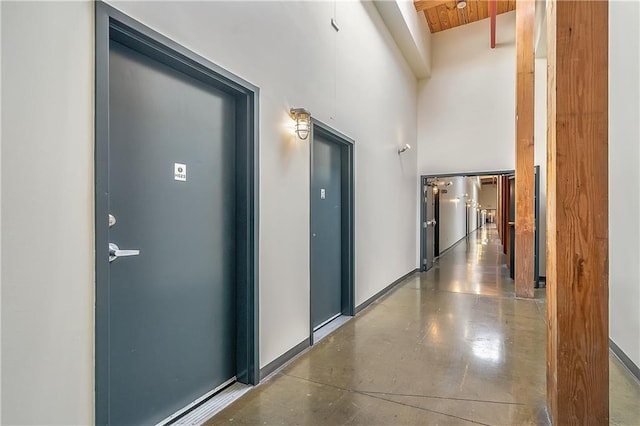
[204, 225, 638, 425]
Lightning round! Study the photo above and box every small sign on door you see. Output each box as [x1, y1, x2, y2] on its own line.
[174, 163, 187, 182]
[320, 188, 326, 199]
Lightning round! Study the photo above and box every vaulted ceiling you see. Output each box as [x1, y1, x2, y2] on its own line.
[414, 0, 516, 33]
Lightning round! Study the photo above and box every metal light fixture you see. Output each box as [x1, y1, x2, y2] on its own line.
[289, 108, 311, 140]
[398, 144, 411, 154]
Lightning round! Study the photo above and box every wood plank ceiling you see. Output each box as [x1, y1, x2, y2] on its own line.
[414, 0, 516, 33]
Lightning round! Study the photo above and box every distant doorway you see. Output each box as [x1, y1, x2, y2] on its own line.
[420, 170, 518, 272]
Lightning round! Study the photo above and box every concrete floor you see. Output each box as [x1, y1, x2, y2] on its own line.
[207, 225, 640, 425]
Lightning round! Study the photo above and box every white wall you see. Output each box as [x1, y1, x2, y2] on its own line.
[1, 2, 94, 424]
[466, 177, 480, 232]
[417, 11, 516, 175]
[1, 2, 419, 423]
[374, 0, 431, 78]
[609, 0, 640, 369]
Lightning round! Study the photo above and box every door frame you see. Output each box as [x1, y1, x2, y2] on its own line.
[95, 3, 260, 424]
[420, 170, 515, 272]
[309, 119, 355, 343]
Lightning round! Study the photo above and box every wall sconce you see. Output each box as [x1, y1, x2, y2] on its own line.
[398, 144, 411, 154]
[289, 108, 311, 140]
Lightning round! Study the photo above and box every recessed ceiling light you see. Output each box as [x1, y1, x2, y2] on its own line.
[457, 0, 467, 9]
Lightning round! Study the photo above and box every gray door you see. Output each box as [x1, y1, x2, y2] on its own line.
[424, 184, 435, 270]
[311, 136, 342, 330]
[108, 41, 236, 425]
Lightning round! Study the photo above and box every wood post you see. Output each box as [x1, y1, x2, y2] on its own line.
[546, 0, 609, 423]
[515, 0, 535, 298]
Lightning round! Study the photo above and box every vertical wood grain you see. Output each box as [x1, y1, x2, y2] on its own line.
[437, 4, 452, 30]
[515, 0, 536, 298]
[497, 0, 508, 14]
[446, 1, 461, 27]
[467, 0, 479, 23]
[546, 1, 558, 420]
[425, 9, 442, 33]
[547, 0, 609, 423]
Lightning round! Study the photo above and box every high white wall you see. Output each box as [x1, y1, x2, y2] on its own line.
[417, 11, 516, 175]
[374, 0, 431, 78]
[609, 0, 640, 369]
[1, 1, 419, 423]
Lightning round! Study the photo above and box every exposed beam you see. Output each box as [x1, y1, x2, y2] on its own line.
[514, 0, 535, 298]
[546, 0, 609, 423]
[414, 0, 454, 12]
[490, 0, 496, 47]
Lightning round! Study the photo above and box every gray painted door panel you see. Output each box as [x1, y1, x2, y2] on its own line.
[311, 136, 342, 329]
[109, 41, 236, 425]
[425, 185, 435, 270]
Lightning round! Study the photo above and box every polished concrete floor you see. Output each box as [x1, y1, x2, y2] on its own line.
[207, 225, 640, 425]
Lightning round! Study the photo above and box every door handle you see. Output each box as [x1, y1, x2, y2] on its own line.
[427, 219, 437, 226]
[109, 243, 140, 263]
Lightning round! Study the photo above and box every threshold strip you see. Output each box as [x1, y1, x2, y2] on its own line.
[172, 382, 251, 425]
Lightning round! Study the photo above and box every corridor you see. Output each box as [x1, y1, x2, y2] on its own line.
[206, 226, 639, 425]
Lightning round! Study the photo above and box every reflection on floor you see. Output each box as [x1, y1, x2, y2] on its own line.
[206, 225, 640, 425]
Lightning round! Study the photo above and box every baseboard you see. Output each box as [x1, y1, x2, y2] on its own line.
[610, 338, 640, 382]
[355, 268, 419, 314]
[259, 338, 310, 381]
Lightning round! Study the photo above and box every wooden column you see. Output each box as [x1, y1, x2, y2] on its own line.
[515, 0, 536, 298]
[546, 0, 609, 423]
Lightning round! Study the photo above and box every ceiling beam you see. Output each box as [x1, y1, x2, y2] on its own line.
[414, 0, 454, 12]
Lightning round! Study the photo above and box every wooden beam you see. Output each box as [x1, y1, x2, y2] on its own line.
[514, 0, 535, 298]
[425, 9, 442, 32]
[546, 0, 609, 423]
[414, 0, 456, 12]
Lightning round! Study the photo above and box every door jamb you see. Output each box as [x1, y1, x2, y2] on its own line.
[309, 119, 355, 344]
[95, 3, 260, 424]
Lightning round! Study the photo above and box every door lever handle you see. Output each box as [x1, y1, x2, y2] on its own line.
[109, 243, 140, 263]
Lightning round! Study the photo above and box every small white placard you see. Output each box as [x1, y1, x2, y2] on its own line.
[174, 163, 187, 182]
[320, 188, 326, 199]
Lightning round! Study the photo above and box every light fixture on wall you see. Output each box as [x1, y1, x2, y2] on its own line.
[289, 108, 311, 140]
[398, 144, 411, 154]
[456, 0, 467, 9]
